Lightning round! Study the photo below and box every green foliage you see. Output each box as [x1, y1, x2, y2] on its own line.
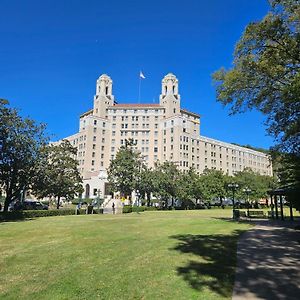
[177, 168, 201, 207]
[143, 206, 158, 211]
[122, 205, 132, 213]
[31, 140, 83, 209]
[107, 139, 143, 197]
[213, 0, 300, 210]
[137, 166, 158, 206]
[198, 169, 228, 203]
[122, 205, 147, 213]
[213, 0, 300, 155]
[153, 161, 181, 207]
[0, 99, 48, 212]
[0, 208, 79, 221]
[233, 168, 276, 201]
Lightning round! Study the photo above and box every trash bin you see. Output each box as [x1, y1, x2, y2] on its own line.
[233, 209, 240, 220]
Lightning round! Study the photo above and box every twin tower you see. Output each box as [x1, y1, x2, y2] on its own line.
[93, 73, 181, 118]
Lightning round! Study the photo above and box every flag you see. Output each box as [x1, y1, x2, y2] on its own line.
[139, 71, 145, 79]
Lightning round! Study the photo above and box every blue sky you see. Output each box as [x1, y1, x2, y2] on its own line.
[0, 0, 273, 148]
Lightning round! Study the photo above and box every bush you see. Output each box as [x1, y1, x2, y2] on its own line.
[132, 206, 145, 213]
[0, 208, 85, 221]
[122, 205, 132, 213]
[143, 206, 158, 211]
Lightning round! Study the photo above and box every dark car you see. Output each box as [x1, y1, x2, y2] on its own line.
[9, 200, 48, 211]
[23, 200, 48, 210]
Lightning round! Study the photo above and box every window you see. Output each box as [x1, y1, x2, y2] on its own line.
[93, 189, 98, 196]
[154, 147, 158, 153]
[92, 152, 95, 158]
[91, 160, 95, 166]
[94, 120, 97, 125]
[92, 144, 96, 150]
[93, 136, 96, 141]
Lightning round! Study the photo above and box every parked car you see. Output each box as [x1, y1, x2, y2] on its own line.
[23, 200, 48, 210]
[9, 200, 48, 211]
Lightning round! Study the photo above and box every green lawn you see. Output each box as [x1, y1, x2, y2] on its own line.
[0, 210, 251, 299]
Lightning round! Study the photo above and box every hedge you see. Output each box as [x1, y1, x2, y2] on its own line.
[0, 208, 88, 221]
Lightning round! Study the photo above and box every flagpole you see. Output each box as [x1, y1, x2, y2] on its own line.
[138, 74, 141, 103]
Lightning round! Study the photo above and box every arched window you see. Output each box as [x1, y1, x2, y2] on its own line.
[105, 86, 108, 95]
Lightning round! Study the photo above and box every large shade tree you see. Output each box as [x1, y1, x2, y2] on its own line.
[32, 140, 83, 209]
[153, 161, 181, 208]
[233, 168, 276, 202]
[213, 0, 300, 208]
[213, 0, 300, 154]
[0, 99, 47, 212]
[137, 166, 158, 206]
[107, 139, 143, 198]
[199, 169, 228, 205]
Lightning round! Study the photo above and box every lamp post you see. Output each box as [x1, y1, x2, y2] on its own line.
[227, 183, 239, 219]
[97, 189, 102, 212]
[242, 187, 251, 217]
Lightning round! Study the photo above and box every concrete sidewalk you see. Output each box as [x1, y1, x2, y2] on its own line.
[232, 220, 300, 300]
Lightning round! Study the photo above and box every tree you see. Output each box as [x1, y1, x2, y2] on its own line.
[177, 168, 202, 209]
[32, 140, 83, 209]
[0, 99, 47, 212]
[198, 169, 227, 205]
[137, 166, 157, 206]
[153, 161, 180, 208]
[107, 139, 142, 198]
[233, 168, 276, 203]
[213, 0, 300, 155]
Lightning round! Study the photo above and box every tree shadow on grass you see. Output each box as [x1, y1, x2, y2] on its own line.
[170, 231, 244, 298]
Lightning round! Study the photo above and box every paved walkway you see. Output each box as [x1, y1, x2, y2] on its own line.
[233, 220, 300, 300]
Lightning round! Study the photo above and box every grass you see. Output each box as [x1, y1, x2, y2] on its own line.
[1, 210, 252, 299]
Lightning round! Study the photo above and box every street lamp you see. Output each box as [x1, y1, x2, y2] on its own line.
[242, 187, 251, 217]
[227, 183, 239, 219]
[97, 189, 103, 212]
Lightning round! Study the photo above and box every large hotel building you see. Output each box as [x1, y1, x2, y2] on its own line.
[62, 73, 272, 198]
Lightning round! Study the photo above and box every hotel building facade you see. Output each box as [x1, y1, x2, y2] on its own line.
[62, 73, 273, 198]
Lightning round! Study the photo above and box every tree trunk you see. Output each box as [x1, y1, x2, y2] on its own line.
[4, 187, 13, 212]
[147, 192, 151, 207]
[4, 197, 10, 212]
[56, 196, 60, 209]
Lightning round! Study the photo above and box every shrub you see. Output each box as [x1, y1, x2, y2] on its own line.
[0, 208, 85, 221]
[122, 205, 132, 213]
[143, 206, 158, 211]
[132, 206, 145, 213]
